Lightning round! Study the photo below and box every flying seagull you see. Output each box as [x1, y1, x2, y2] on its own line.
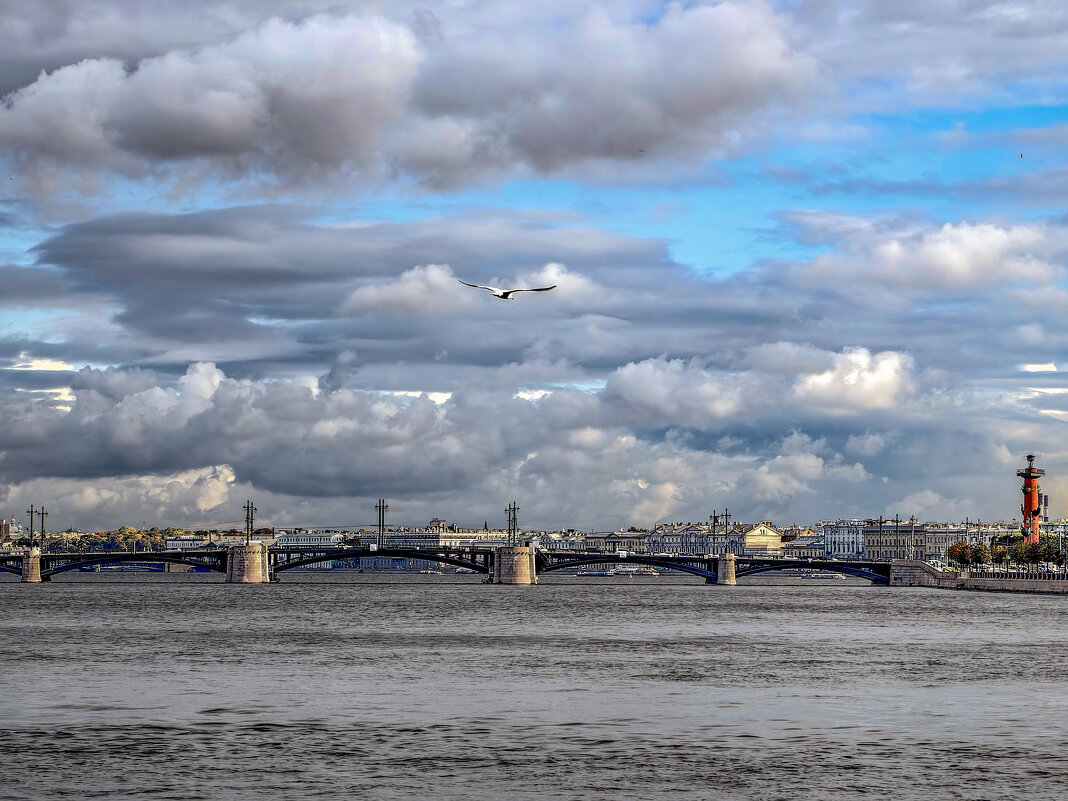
[458, 280, 557, 300]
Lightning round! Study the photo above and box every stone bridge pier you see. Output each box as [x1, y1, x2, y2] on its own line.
[226, 543, 270, 583]
[717, 553, 736, 585]
[492, 546, 538, 584]
[21, 548, 42, 583]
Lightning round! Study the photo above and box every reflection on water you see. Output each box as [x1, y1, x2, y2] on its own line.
[1, 573, 1065, 800]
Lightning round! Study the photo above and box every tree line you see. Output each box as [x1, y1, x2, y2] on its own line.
[5, 526, 255, 552]
[947, 536, 1065, 569]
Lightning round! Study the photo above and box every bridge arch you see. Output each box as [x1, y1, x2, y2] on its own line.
[536, 554, 718, 582]
[40, 552, 228, 578]
[272, 547, 489, 574]
[735, 562, 889, 585]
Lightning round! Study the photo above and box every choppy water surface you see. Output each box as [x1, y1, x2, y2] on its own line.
[1, 572, 1065, 800]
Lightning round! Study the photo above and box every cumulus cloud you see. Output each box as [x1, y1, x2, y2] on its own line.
[1, 15, 422, 192]
[0, 4, 815, 194]
[4, 465, 237, 529]
[605, 345, 916, 427]
[742, 431, 869, 504]
[793, 216, 1059, 293]
[343, 264, 471, 315]
[0, 348, 1056, 530]
[604, 357, 750, 425]
[794, 348, 913, 413]
[886, 489, 970, 522]
[846, 431, 891, 457]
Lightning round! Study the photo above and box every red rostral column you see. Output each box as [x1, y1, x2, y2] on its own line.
[1017, 453, 1044, 544]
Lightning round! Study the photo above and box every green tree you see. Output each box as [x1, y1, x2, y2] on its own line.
[971, 543, 990, 566]
[1025, 542, 1044, 567]
[1039, 538, 1062, 567]
[1010, 541, 1043, 568]
[991, 545, 1008, 567]
[1009, 541, 1026, 566]
[947, 541, 971, 566]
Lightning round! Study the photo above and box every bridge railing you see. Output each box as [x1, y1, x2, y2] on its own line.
[969, 569, 1066, 581]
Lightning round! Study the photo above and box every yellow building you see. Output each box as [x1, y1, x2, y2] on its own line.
[733, 521, 783, 555]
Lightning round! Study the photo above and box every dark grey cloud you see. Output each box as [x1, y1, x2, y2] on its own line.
[12, 202, 1068, 399]
[0, 264, 70, 303]
[0, 0, 356, 96]
[4, 197, 1066, 529]
[0, 3, 815, 194]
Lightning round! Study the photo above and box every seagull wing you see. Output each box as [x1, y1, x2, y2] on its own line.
[459, 280, 501, 294]
[508, 285, 557, 293]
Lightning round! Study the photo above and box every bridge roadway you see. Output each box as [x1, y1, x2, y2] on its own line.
[0, 545, 892, 584]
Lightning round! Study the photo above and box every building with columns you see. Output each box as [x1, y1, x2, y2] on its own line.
[819, 519, 866, 559]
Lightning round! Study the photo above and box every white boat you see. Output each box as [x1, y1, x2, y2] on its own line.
[615, 566, 659, 576]
[801, 571, 846, 580]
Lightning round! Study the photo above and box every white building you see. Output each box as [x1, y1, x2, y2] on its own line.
[819, 519, 865, 559]
[166, 535, 211, 550]
[782, 534, 825, 559]
[274, 530, 346, 547]
[535, 531, 587, 551]
[646, 523, 741, 555]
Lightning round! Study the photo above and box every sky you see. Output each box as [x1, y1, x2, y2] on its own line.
[3, 1, 1068, 532]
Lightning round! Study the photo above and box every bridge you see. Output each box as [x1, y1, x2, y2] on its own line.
[535, 551, 891, 584]
[0, 544, 891, 585]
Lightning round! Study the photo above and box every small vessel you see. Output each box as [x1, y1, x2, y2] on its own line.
[419, 569, 442, 574]
[615, 566, 659, 576]
[576, 569, 617, 577]
[801, 571, 846, 580]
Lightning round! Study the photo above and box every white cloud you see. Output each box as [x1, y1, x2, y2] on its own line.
[519, 262, 600, 301]
[794, 348, 913, 413]
[343, 264, 471, 315]
[1020, 363, 1056, 372]
[794, 218, 1061, 296]
[4, 465, 237, 528]
[605, 357, 748, 425]
[1, 14, 422, 192]
[11, 356, 74, 371]
[514, 389, 552, 402]
[846, 432, 891, 457]
[886, 490, 969, 522]
[0, 4, 816, 194]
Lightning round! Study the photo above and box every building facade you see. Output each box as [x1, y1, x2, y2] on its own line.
[733, 522, 783, 556]
[165, 535, 211, 550]
[646, 524, 713, 555]
[781, 534, 825, 559]
[274, 531, 346, 547]
[819, 519, 866, 559]
[585, 530, 649, 553]
[863, 520, 923, 562]
[922, 525, 967, 563]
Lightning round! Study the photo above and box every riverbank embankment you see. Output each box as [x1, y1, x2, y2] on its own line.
[891, 560, 1067, 594]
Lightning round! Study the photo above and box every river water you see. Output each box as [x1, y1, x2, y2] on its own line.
[1, 572, 1065, 800]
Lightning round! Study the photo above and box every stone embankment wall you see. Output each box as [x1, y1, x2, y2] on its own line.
[891, 560, 1067, 594]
